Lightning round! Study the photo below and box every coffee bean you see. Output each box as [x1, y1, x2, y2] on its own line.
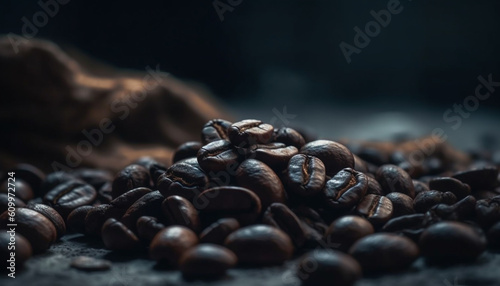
[413, 190, 457, 213]
[43, 181, 97, 218]
[0, 193, 26, 213]
[73, 169, 113, 190]
[110, 187, 152, 209]
[353, 154, 369, 173]
[67, 205, 93, 233]
[200, 218, 240, 245]
[96, 182, 113, 204]
[297, 250, 361, 286]
[134, 156, 168, 185]
[357, 145, 392, 166]
[84, 204, 125, 235]
[157, 162, 209, 201]
[111, 164, 151, 199]
[355, 194, 393, 226]
[0, 179, 33, 202]
[475, 196, 500, 229]
[419, 221, 486, 264]
[162, 195, 200, 233]
[41, 172, 78, 197]
[286, 154, 326, 197]
[136, 216, 166, 243]
[272, 127, 306, 149]
[101, 218, 140, 251]
[376, 164, 415, 198]
[26, 203, 66, 239]
[452, 166, 499, 191]
[201, 119, 232, 144]
[149, 226, 199, 265]
[323, 168, 368, 211]
[412, 180, 430, 196]
[0, 232, 32, 269]
[263, 203, 306, 248]
[13, 164, 45, 196]
[382, 214, 425, 241]
[121, 190, 165, 232]
[173, 141, 203, 163]
[225, 225, 293, 265]
[366, 176, 384, 196]
[474, 189, 500, 200]
[349, 233, 419, 272]
[429, 177, 471, 199]
[324, 216, 374, 252]
[300, 140, 354, 177]
[424, 195, 477, 225]
[487, 221, 500, 248]
[228, 119, 274, 146]
[385, 192, 415, 217]
[179, 244, 237, 279]
[197, 140, 241, 173]
[70, 256, 112, 272]
[250, 143, 298, 172]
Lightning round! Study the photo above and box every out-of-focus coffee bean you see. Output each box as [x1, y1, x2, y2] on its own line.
[70, 256, 112, 272]
[67, 205, 93, 233]
[121, 191, 165, 232]
[201, 119, 232, 144]
[149, 226, 199, 265]
[200, 218, 240, 245]
[228, 119, 274, 146]
[41, 172, 78, 197]
[385, 192, 415, 217]
[366, 176, 384, 196]
[196, 140, 241, 173]
[13, 164, 45, 196]
[110, 187, 152, 210]
[162, 195, 200, 233]
[263, 203, 306, 248]
[73, 169, 113, 190]
[376, 164, 415, 198]
[300, 140, 354, 177]
[452, 166, 499, 191]
[111, 164, 151, 199]
[179, 244, 237, 279]
[412, 180, 430, 196]
[324, 216, 374, 252]
[101, 218, 140, 251]
[355, 194, 393, 226]
[413, 190, 457, 213]
[286, 154, 326, 197]
[382, 213, 425, 241]
[272, 127, 306, 149]
[353, 154, 369, 173]
[323, 168, 368, 211]
[0, 193, 26, 213]
[134, 156, 168, 185]
[26, 203, 66, 239]
[173, 141, 203, 163]
[136, 216, 166, 243]
[475, 196, 500, 229]
[43, 181, 97, 218]
[429, 177, 471, 199]
[487, 221, 500, 248]
[0, 179, 34, 202]
[0, 232, 32, 269]
[84, 204, 125, 236]
[157, 162, 209, 201]
[96, 182, 113, 204]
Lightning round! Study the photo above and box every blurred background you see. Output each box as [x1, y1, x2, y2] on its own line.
[1, 0, 499, 149]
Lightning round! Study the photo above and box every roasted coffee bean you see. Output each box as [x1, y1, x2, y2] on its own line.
[150, 226, 199, 265]
[196, 140, 241, 173]
[355, 194, 393, 226]
[67, 205, 93, 233]
[13, 164, 45, 196]
[419, 221, 486, 264]
[43, 181, 97, 218]
[382, 214, 425, 241]
[272, 127, 306, 149]
[324, 216, 374, 252]
[475, 196, 500, 228]
[179, 244, 237, 279]
[385, 192, 415, 217]
[235, 159, 286, 209]
[1, 179, 34, 202]
[228, 119, 274, 146]
[195, 186, 261, 225]
[349, 233, 419, 273]
[84, 204, 125, 235]
[97, 182, 113, 204]
[162, 195, 200, 233]
[110, 187, 152, 209]
[0, 208, 56, 253]
[286, 154, 326, 197]
[200, 218, 240, 245]
[121, 191, 165, 232]
[41, 172, 78, 197]
[111, 164, 151, 199]
[366, 176, 384, 195]
[70, 256, 112, 272]
[73, 169, 113, 190]
[0, 193, 26, 213]
[250, 143, 298, 172]
[157, 162, 209, 201]
[376, 164, 415, 198]
[413, 190, 457, 213]
[201, 119, 232, 144]
[263, 203, 306, 247]
[353, 154, 369, 173]
[300, 140, 355, 177]
[429, 177, 471, 199]
[173, 141, 203, 163]
[412, 180, 430, 196]
[134, 156, 168, 185]
[474, 189, 500, 200]
[452, 166, 499, 191]
[101, 218, 140, 251]
[424, 195, 477, 225]
[225, 225, 293, 265]
[487, 221, 500, 248]
[0, 232, 32, 269]
[323, 168, 368, 211]
[26, 203, 66, 239]
[398, 161, 426, 179]
[297, 250, 361, 286]
[136, 216, 166, 243]
[356, 146, 391, 166]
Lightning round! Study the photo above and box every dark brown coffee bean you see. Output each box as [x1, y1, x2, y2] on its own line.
[382, 213, 425, 240]
[200, 218, 240, 245]
[376, 164, 415, 198]
[452, 166, 499, 191]
[235, 159, 286, 210]
[286, 154, 326, 197]
[225, 225, 293, 265]
[0, 193, 26, 213]
[101, 218, 140, 251]
[13, 164, 45, 196]
[385, 192, 415, 217]
[1, 179, 34, 202]
[353, 154, 369, 173]
[412, 180, 430, 196]
[43, 181, 97, 218]
[179, 244, 237, 279]
[413, 190, 457, 213]
[96, 182, 113, 204]
[349, 233, 419, 273]
[173, 141, 203, 163]
[67, 205, 93, 233]
[263, 203, 306, 248]
[1, 232, 32, 269]
[429, 177, 471, 199]
[111, 164, 151, 199]
[41, 172, 78, 197]
[149, 226, 199, 265]
[419, 221, 486, 264]
[366, 176, 383, 195]
[475, 196, 500, 229]
[228, 119, 274, 146]
[0, 208, 57, 253]
[25, 203, 66, 239]
[250, 143, 298, 172]
[324, 216, 374, 252]
[297, 250, 361, 286]
[398, 161, 426, 179]
[300, 140, 355, 177]
[73, 169, 113, 190]
[162, 195, 200, 233]
[70, 256, 112, 272]
[323, 168, 368, 211]
[272, 127, 306, 149]
[136, 216, 166, 243]
[196, 140, 241, 173]
[487, 221, 500, 248]
[110, 187, 152, 209]
[357, 145, 391, 166]
[355, 194, 393, 226]
[157, 162, 209, 201]
[84, 204, 125, 235]
[424, 195, 477, 225]
[474, 189, 500, 200]
[134, 156, 168, 185]
[121, 191, 165, 232]
[201, 119, 232, 144]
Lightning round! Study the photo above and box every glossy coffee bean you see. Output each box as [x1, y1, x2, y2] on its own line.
[0, 208, 57, 253]
[475, 196, 500, 228]
[101, 218, 140, 251]
[201, 119, 232, 144]
[0, 232, 32, 269]
[286, 154, 326, 197]
[228, 119, 274, 146]
[149, 226, 199, 265]
[272, 127, 306, 149]
[429, 177, 470, 199]
[353, 154, 369, 173]
[419, 221, 486, 264]
[413, 190, 456, 213]
[43, 181, 97, 218]
[382, 214, 425, 241]
[385, 192, 415, 217]
[136, 216, 166, 243]
[297, 250, 361, 286]
[323, 168, 368, 211]
[349, 233, 419, 272]
[200, 218, 240, 245]
[235, 159, 286, 209]
[0, 179, 34, 202]
[84, 204, 125, 235]
[263, 203, 306, 247]
[197, 140, 241, 173]
[412, 180, 430, 196]
[452, 166, 499, 191]
[157, 162, 209, 201]
[66, 205, 93, 233]
[424, 195, 477, 224]
[111, 164, 151, 199]
[324, 216, 374, 252]
[250, 143, 298, 172]
[300, 140, 354, 177]
[366, 176, 384, 196]
[26, 203, 66, 239]
[162, 195, 200, 233]
[0, 193, 26, 213]
[179, 244, 237, 279]
[110, 187, 152, 210]
[13, 164, 45, 196]
[134, 156, 168, 185]
[121, 191, 165, 232]
[70, 256, 112, 272]
[173, 141, 203, 163]
[225, 225, 293, 265]
[355, 194, 393, 226]
[376, 164, 415, 198]
[73, 169, 113, 190]
[41, 172, 78, 197]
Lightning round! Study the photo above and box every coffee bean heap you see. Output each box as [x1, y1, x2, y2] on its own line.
[1, 119, 500, 286]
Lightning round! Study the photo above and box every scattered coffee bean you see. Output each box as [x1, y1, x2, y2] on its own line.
[0, 179, 34, 202]
[272, 127, 306, 149]
[228, 119, 274, 146]
[109, 187, 152, 210]
[197, 139, 241, 173]
[43, 181, 97, 218]
[136, 216, 166, 243]
[324, 215, 374, 252]
[40, 172, 78, 197]
[84, 204, 125, 235]
[200, 218, 240, 245]
[429, 177, 471, 199]
[121, 191, 165, 232]
[157, 162, 209, 201]
[385, 192, 415, 217]
[286, 154, 326, 197]
[300, 140, 354, 177]
[26, 203, 66, 239]
[376, 164, 415, 198]
[366, 176, 384, 196]
[382, 214, 425, 241]
[452, 166, 499, 191]
[355, 194, 393, 226]
[0, 232, 32, 269]
[173, 141, 203, 163]
[67, 205, 93, 233]
[70, 256, 112, 271]
[101, 218, 140, 251]
[201, 119, 232, 144]
[412, 180, 430, 196]
[323, 168, 368, 211]
[413, 190, 457, 213]
[111, 164, 151, 199]
[179, 244, 237, 279]
[149, 226, 199, 265]
[73, 169, 113, 190]
[263, 203, 306, 248]
[162, 195, 200, 233]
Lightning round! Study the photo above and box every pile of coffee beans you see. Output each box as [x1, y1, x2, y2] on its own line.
[1, 118, 500, 285]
